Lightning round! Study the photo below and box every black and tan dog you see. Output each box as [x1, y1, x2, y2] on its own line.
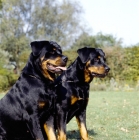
[0, 40, 67, 140]
[54, 47, 110, 140]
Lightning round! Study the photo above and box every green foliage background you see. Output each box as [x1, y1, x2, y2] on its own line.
[0, 0, 139, 91]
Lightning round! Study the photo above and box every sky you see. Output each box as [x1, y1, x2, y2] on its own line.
[80, 0, 139, 46]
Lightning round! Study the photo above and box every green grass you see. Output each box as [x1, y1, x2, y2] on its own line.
[0, 91, 139, 140]
[67, 91, 139, 140]
[0, 93, 6, 99]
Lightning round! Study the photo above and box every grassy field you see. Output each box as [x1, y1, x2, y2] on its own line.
[67, 91, 139, 140]
[0, 91, 139, 140]
[0, 93, 6, 99]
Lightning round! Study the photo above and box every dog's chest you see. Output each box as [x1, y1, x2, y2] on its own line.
[70, 86, 89, 106]
[70, 95, 84, 105]
[66, 89, 89, 123]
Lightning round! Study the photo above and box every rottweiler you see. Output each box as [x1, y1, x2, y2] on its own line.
[0, 40, 67, 140]
[54, 47, 110, 140]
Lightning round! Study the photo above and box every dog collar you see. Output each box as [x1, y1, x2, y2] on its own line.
[28, 74, 38, 79]
[54, 75, 74, 87]
[61, 75, 74, 83]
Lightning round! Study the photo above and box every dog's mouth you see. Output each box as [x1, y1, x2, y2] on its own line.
[91, 72, 108, 78]
[47, 63, 67, 74]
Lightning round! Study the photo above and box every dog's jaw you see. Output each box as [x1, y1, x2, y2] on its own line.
[84, 69, 93, 83]
[47, 64, 67, 74]
[41, 58, 67, 81]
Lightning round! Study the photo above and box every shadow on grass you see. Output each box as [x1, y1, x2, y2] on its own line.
[67, 129, 97, 139]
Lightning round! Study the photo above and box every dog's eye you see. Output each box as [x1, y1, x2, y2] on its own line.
[94, 58, 99, 62]
[50, 51, 55, 54]
[57, 50, 62, 55]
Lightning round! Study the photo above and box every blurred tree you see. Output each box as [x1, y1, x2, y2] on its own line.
[94, 32, 123, 47]
[103, 45, 139, 83]
[122, 46, 139, 81]
[0, 49, 10, 67]
[0, 0, 84, 48]
[70, 32, 100, 50]
[103, 46, 125, 81]
[70, 32, 123, 50]
[0, 0, 2, 9]
[0, 49, 18, 91]
[27, 0, 84, 47]
[0, 0, 85, 71]
[63, 50, 77, 66]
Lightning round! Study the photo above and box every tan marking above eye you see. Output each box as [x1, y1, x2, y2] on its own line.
[98, 56, 101, 59]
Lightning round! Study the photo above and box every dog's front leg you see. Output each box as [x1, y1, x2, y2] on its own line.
[76, 111, 88, 140]
[56, 104, 67, 140]
[27, 115, 44, 140]
[43, 115, 56, 140]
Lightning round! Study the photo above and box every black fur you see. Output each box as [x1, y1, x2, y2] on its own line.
[0, 40, 67, 140]
[54, 47, 110, 140]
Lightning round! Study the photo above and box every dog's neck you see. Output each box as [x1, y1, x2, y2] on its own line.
[64, 57, 93, 84]
[22, 54, 55, 82]
[84, 68, 93, 83]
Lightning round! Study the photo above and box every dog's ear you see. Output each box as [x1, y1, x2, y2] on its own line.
[30, 41, 49, 56]
[96, 48, 105, 56]
[77, 47, 91, 63]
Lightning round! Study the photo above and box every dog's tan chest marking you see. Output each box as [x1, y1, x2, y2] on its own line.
[38, 101, 47, 109]
[71, 95, 83, 105]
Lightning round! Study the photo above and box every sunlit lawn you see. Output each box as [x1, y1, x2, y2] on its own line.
[67, 91, 139, 140]
[0, 93, 5, 99]
[0, 91, 139, 140]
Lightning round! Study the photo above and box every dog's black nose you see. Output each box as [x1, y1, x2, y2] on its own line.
[62, 56, 68, 63]
[105, 67, 110, 72]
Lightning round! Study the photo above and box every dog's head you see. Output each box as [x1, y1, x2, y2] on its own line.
[77, 47, 110, 83]
[30, 40, 68, 81]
